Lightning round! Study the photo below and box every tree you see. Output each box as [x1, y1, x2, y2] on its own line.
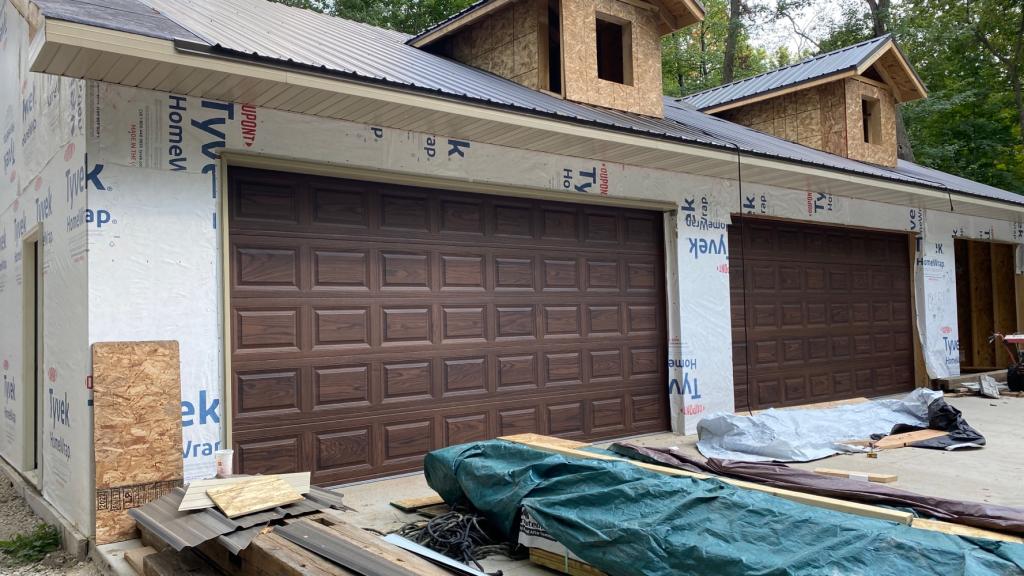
[269, 0, 476, 35]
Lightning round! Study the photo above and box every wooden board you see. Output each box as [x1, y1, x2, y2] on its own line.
[872, 429, 948, 450]
[125, 546, 156, 576]
[813, 468, 897, 483]
[389, 494, 445, 513]
[179, 472, 311, 511]
[314, 517, 453, 575]
[751, 396, 869, 415]
[93, 341, 183, 545]
[503, 434, 1024, 544]
[969, 240, 996, 367]
[207, 476, 304, 518]
[530, 548, 606, 576]
[500, 434, 913, 525]
[991, 243, 1017, 356]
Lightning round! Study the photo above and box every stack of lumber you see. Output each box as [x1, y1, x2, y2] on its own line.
[179, 472, 309, 515]
[838, 429, 950, 450]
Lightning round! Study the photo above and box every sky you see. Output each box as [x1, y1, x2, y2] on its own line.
[746, 0, 860, 56]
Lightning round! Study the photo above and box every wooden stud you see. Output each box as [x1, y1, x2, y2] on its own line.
[871, 429, 948, 450]
[389, 494, 445, 513]
[991, 243, 1016, 361]
[955, 239, 974, 366]
[206, 476, 304, 518]
[499, 434, 914, 525]
[813, 468, 897, 483]
[530, 548, 607, 575]
[125, 546, 157, 576]
[969, 240, 996, 367]
[910, 235, 930, 387]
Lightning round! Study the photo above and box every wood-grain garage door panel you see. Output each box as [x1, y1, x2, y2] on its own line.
[730, 218, 913, 411]
[229, 168, 667, 484]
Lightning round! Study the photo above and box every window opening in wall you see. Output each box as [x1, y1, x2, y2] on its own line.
[595, 14, 632, 85]
[861, 96, 881, 144]
[547, 0, 562, 94]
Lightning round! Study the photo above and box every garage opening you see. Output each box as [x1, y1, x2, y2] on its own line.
[228, 167, 668, 484]
[954, 239, 1019, 372]
[730, 217, 915, 411]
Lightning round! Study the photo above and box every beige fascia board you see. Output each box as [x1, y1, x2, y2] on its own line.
[34, 20, 1021, 220]
[407, 0, 515, 48]
[856, 40, 927, 102]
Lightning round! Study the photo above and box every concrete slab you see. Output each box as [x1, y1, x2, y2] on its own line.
[92, 539, 143, 576]
[604, 395, 1024, 507]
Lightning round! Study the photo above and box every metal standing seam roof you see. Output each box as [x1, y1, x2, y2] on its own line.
[682, 35, 906, 111]
[30, 0, 1023, 204]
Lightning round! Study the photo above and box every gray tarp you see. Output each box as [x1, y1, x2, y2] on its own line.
[696, 389, 940, 461]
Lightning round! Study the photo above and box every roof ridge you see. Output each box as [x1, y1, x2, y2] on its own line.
[681, 34, 890, 101]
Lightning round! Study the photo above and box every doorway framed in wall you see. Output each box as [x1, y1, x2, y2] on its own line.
[953, 239, 1020, 372]
[20, 227, 44, 488]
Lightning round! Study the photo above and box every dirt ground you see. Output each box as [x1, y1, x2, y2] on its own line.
[0, 479, 99, 576]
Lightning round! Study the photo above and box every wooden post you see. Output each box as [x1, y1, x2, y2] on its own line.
[991, 243, 1016, 364]
[968, 241, 995, 367]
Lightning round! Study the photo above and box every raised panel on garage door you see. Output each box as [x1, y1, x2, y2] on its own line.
[229, 168, 668, 485]
[729, 217, 913, 411]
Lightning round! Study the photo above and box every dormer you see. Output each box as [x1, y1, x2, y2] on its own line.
[682, 35, 927, 168]
[409, 0, 705, 118]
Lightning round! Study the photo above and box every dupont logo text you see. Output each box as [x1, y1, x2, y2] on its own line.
[240, 104, 257, 147]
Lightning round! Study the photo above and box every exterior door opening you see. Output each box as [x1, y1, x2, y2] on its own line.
[21, 231, 43, 484]
[953, 239, 1019, 372]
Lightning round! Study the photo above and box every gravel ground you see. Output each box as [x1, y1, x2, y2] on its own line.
[0, 479, 100, 576]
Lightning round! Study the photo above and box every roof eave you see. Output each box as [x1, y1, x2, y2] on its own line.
[28, 18, 1019, 220]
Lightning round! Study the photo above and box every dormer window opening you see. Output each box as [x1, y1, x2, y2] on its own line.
[595, 13, 632, 85]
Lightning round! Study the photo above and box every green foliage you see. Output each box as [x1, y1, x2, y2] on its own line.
[662, 0, 773, 96]
[0, 524, 61, 565]
[269, 0, 476, 34]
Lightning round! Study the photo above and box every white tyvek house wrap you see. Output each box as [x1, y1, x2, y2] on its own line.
[917, 210, 960, 378]
[0, 0, 91, 536]
[89, 86, 227, 481]
[87, 80, 1024, 469]
[671, 183, 736, 433]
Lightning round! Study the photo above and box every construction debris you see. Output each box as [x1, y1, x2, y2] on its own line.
[424, 437, 1024, 575]
[389, 494, 446, 513]
[206, 476, 304, 518]
[696, 389, 985, 461]
[608, 442, 1024, 537]
[812, 468, 897, 483]
[179, 472, 311, 511]
[394, 509, 512, 572]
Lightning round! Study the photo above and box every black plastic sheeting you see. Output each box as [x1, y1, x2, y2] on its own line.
[425, 440, 1024, 575]
[882, 398, 986, 450]
[609, 443, 1024, 536]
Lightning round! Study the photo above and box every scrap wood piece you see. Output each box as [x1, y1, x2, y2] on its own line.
[813, 468, 897, 483]
[911, 518, 1024, 544]
[501, 434, 911, 524]
[389, 493, 444, 513]
[207, 476, 303, 518]
[93, 341, 183, 545]
[313, 517, 453, 575]
[873, 429, 949, 450]
[275, 520, 439, 576]
[530, 548, 607, 576]
[125, 546, 156, 576]
[751, 396, 870, 415]
[179, 472, 311, 511]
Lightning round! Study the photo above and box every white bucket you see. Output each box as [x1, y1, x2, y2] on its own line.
[214, 449, 234, 478]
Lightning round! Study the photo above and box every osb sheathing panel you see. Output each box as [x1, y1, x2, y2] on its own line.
[449, 1, 541, 91]
[721, 85, 830, 152]
[845, 77, 897, 167]
[93, 341, 183, 545]
[820, 81, 848, 157]
[873, 50, 922, 102]
[562, 0, 664, 117]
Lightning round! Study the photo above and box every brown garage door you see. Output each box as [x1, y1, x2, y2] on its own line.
[228, 168, 668, 484]
[730, 217, 914, 411]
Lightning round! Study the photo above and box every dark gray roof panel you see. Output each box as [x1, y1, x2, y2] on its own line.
[682, 35, 891, 111]
[892, 160, 1024, 206]
[33, 0, 1022, 206]
[33, 0, 203, 42]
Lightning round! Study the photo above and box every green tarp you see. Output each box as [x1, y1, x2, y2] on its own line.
[424, 440, 1024, 576]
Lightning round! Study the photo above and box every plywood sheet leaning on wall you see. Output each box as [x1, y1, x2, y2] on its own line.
[93, 341, 184, 545]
